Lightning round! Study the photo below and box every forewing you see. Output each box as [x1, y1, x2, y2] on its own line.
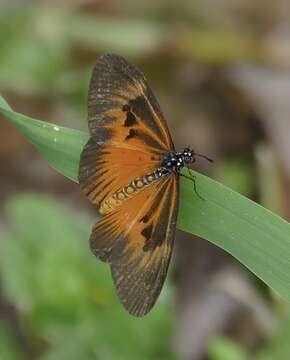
[88, 53, 174, 153]
[90, 174, 179, 316]
[79, 53, 175, 209]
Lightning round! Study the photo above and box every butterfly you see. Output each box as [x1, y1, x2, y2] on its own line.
[79, 53, 211, 317]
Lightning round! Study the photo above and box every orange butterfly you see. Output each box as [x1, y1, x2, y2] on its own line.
[79, 53, 211, 316]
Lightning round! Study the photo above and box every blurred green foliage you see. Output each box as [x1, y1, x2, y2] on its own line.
[256, 310, 290, 360]
[0, 324, 25, 360]
[1, 2, 290, 359]
[0, 3, 258, 120]
[0, 5, 164, 120]
[0, 8, 70, 95]
[208, 337, 248, 360]
[216, 158, 254, 196]
[209, 309, 290, 360]
[0, 194, 175, 359]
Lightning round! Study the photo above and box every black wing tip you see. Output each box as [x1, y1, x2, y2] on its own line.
[95, 53, 143, 80]
[99, 52, 124, 60]
[111, 268, 159, 317]
[97, 53, 130, 67]
[122, 296, 155, 318]
[128, 307, 152, 318]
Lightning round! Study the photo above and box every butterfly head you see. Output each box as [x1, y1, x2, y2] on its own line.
[181, 148, 194, 165]
[183, 148, 214, 165]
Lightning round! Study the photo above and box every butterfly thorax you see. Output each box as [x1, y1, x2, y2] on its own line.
[99, 148, 194, 215]
[161, 148, 194, 172]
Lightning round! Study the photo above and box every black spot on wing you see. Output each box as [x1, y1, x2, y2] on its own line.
[124, 128, 164, 151]
[140, 214, 150, 223]
[128, 95, 165, 141]
[125, 129, 137, 140]
[141, 224, 153, 243]
[122, 104, 130, 112]
[124, 112, 137, 127]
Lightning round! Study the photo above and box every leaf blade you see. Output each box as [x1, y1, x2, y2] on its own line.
[1, 95, 290, 303]
[179, 173, 290, 301]
[0, 97, 89, 181]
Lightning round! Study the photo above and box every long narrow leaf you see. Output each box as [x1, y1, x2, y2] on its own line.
[0, 96, 88, 181]
[1, 95, 290, 302]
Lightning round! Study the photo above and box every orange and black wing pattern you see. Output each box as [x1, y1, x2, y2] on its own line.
[90, 175, 179, 316]
[79, 53, 174, 209]
[79, 53, 178, 316]
[87, 53, 173, 152]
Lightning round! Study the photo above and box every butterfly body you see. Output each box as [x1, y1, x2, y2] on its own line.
[79, 53, 199, 316]
[99, 148, 195, 215]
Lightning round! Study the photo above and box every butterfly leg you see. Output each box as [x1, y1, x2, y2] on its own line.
[179, 168, 205, 200]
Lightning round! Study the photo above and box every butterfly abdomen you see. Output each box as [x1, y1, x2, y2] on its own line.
[99, 168, 170, 215]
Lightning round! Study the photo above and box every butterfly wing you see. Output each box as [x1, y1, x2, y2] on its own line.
[79, 53, 178, 316]
[79, 53, 175, 211]
[90, 174, 179, 317]
[88, 53, 174, 153]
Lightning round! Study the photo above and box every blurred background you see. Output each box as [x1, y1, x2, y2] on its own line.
[1, 0, 290, 359]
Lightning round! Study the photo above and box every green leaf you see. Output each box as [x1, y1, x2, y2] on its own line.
[1, 95, 290, 303]
[208, 337, 249, 360]
[254, 309, 290, 360]
[0, 96, 89, 181]
[0, 324, 25, 360]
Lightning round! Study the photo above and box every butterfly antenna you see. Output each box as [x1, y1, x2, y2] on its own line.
[194, 152, 214, 163]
